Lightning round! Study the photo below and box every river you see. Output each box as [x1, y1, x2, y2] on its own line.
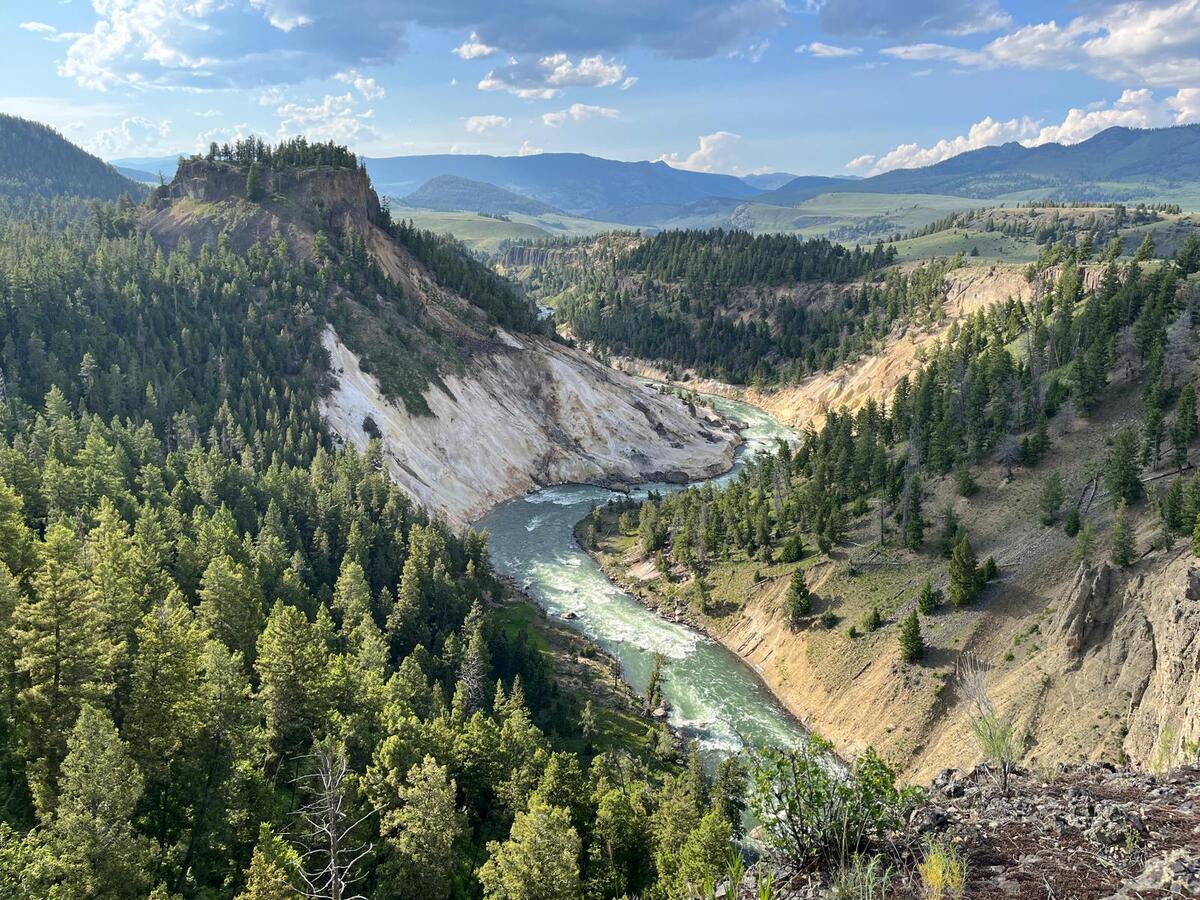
[479, 393, 808, 757]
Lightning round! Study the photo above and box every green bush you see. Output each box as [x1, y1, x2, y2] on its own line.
[748, 739, 923, 870]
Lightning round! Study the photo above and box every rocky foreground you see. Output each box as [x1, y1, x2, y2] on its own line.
[741, 763, 1200, 899]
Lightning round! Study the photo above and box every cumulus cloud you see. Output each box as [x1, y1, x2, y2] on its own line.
[275, 92, 378, 143]
[817, 0, 1010, 38]
[454, 32, 496, 59]
[541, 103, 619, 127]
[464, 114, 510, 133]
[517, 139, 543, 156]
[333, 69, 385, 100]
[56, 0, 786, 91]
[795, 41, 862, 57]
[480, 53, 629, 99]
[882, 1, 1200, 88]
[657, 131, 741, 173]
[848, 88, 1200, 174]
[91, 116, 174, 156]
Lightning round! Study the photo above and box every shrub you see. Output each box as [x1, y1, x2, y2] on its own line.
[778, 534, 805, 563]
[862, 606, 883, 633]
[982, 556, 998, 581]
[1064, 506, 1081, 537]
[820, 608, 838, 629]
[918, 841, 968, 900]
[748, 739, 923, 871]
[362, 414, 381, 438]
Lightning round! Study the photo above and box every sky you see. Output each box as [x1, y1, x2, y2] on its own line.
[1, 0, 1198, 176]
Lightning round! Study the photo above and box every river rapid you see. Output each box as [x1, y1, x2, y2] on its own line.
[479, 393, 808, 757]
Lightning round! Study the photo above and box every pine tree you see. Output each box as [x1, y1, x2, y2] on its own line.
[379, 756, 464, 900]
[1135, 232, 1155, 262]
[784, 569, 811, 629]
[903, 475, 924, 551]
[245, 161, 265, 201]
[1074, 520, 1096, 564]
[898, 611, 924, 663]
[459, 605, 491, 714]
[1064, 505, 1081, 537]
[14, 525, 114, 804]
[1105, 427, 1143, 505]
[948, 533, 980, 608]
[1110, 500, 1136, 568]
[670, 810, 732, 900]
[255, 601, 330, 758]
[236, 824, 298, 900]
[47, 705, 153, 896]
[1040, 472, 1065, 525]
[197, 555, 264, 666]
[478, 798, 581, 900]
[917, 579, 940, 615]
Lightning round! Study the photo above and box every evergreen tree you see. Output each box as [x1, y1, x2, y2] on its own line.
[1064, 506, 1082, 537]
[670, 810, 732, 900]
[245, 161, 265, 201]
[917, 579, 940, 615]
[948, 533, 981, 608]
[1074, 520, 1096, 564]
[898, 611, 924, 663]
[197, 555, 264, 666]
[46, 705, 153, 896]
[478, 798, 581, 900]
[784, 569, 811, 629]
[1105, 427, 1143, 505]
[1110, 501, 1136, 568]
[14, 525, 114, 806]
[903, 475, 924, 551]
[379, 756, 464, 900]
[1135, 232, 1155, 262]
[1040, 472, 1065, 525]
[236, 824, 298, 900]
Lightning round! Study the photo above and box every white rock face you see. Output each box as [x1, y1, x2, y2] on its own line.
[320, 326, 738, 525]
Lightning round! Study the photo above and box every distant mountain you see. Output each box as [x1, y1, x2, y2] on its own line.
[364, 152, 762, 220]
[399, 174, 565, 217]
[109, 155, 181, 180]
[740, 172, 800, 190]
[114, 165, 161, 184]
[770, 125, 1200, 202]
[1, 114, 146, 200]
[758, 175, 858, 205]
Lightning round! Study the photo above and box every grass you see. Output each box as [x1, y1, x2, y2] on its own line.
[390, 205, 629, 253]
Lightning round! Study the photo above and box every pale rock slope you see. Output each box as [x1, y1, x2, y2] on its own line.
[321, 326, 738, 525]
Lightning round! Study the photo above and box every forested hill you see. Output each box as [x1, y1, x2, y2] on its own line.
[544, 229, 915, 384]
[142, 137, 538, 412]
[0, 113, 146, 201]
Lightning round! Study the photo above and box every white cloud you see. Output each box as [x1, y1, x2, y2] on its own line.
[194, 108, 223, 117]
[19, 21, 57, 35]
[657, 131, 741, 173]
[258, 87, 286, 107]
[91, 116, 174, 156]
[517, 140, 543, 156]
[275, 92, 378, 143]
[464, 114, 510, 133]
[848, 88, 1200, 174]
[795, 41, 862, 57]
[882, 1, 1200, 89]
[541, 103, 619, 127]
[333, 69, 385, 100]
[453, 32, 496, 60]
[480, 53, 630, 98]
[196, 122, 255, 152]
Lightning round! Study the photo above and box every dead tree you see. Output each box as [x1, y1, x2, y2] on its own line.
[291, 739, 376, 900]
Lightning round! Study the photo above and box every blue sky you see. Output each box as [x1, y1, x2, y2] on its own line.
[1, 0, 1198, 175]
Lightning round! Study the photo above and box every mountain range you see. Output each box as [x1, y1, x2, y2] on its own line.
[98, 124, 1200, 233]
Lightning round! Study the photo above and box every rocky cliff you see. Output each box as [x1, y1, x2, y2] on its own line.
[320, 324, 737, 525]
[144, 158, 740, 525]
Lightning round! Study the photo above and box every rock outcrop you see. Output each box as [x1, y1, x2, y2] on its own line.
[320, 325, 738, 526]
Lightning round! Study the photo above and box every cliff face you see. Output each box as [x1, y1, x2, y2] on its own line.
[320, 325, 738, 525]
[145, 158, 741, 524]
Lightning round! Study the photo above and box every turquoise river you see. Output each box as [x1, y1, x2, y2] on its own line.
[479, 393, 808, 756]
